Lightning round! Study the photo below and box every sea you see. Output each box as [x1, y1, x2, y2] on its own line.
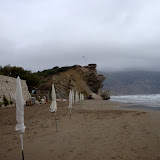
[110, 94, 160, 111]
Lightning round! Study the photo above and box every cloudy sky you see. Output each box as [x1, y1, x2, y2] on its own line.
[0, 0, 160, 72]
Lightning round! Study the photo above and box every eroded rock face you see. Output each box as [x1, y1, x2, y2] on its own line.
[86, 72, 106, 93]
[0, 75, 30, 101]
[49, 65, 107, 99]
[36, 64, 106, 99]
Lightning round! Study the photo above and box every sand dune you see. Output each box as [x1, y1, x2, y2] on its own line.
[0, 100, 160, 160]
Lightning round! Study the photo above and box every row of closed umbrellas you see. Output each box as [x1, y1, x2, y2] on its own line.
[49, 84, 85, 131]
[49, 84, 84, 112]
[15, 77, 85, 160]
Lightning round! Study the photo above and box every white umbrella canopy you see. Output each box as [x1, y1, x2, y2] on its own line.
[82, 94, 84, 100]
[49, 84, 58, 132]
[80, 93, 82, 101]
[81, 93, 83, 101]
[72, 89, 74, 103]
[15, 76, 26, 160]
[49, 84, 57, 112]
[75, 91, 79, 103]
[15, 76, 26, 133]
[81, 94, 83, 101]
[69, 90, 72, 109]
[69, 90, 72, 119]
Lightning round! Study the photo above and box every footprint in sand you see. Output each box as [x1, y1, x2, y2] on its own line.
[7, 148, 12, 152]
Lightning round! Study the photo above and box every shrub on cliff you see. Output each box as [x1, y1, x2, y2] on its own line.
[0, 65, 40, 88]
[3, 95, 9, 106]
[10, 100, 13, 105]
[35, 66, 75, 78]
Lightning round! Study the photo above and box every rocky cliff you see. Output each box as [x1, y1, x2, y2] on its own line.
[36, 64, 106, 99]
[0, 75, 30, 101]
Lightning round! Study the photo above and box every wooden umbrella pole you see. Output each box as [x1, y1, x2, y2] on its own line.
[55, 112, 58, 132]
[55, 111, 56, 120]
[20, 132, 24, 160]
[22, 150, 24, 160]
[70, 109, 71, 119]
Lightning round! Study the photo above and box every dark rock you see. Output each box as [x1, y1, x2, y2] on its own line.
[87, 95, 94, 99]
[86, 72, 106, 93]
[101, 90, 110, 100]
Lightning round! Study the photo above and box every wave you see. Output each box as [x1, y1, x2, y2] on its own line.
[110, 94, 160, 107]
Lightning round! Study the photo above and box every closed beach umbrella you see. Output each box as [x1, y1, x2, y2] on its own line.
[69, 90, 72, 119]
[49, 84, 58, 132]
[49, 84, 57, 112]
[80, 93, 82, 101]
[72, 89, 74, 103]
[15, 76, 26, 160]
[75, 91, 79, 103]
[82, 94, 84, 100]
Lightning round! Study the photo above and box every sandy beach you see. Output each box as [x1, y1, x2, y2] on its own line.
[0, 100, 160, 160]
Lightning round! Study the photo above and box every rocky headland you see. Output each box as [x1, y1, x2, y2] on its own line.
[36, 64, 108, 100]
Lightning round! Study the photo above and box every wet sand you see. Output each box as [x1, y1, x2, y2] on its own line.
[0, 100, 160, 160]
[121, 104, 160, 111]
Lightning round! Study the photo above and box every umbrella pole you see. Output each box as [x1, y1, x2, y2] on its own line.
[20, 132, 24, 160]
[70, 108, 71, 119]
[55, 112, 58, 132]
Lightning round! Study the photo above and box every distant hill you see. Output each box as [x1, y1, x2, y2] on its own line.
[101, 71, 160, 95]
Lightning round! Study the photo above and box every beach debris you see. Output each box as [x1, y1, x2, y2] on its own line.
[49, 84, 58, 132]
[69, 90, 72, 119]
[15, 76, 26, 160]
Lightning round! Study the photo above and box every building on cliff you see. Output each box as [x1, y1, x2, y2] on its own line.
[88, 64, 97, 70]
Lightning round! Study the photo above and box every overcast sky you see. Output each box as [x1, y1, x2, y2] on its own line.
[0, 0, 160, 72]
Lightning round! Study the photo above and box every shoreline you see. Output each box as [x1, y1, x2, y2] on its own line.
[120, 104, 160, 111]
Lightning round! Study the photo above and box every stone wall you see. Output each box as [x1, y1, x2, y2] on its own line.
[0, 75, 30, 101]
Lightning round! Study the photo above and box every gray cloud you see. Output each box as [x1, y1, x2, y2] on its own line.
[0, 0, 160, 72]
